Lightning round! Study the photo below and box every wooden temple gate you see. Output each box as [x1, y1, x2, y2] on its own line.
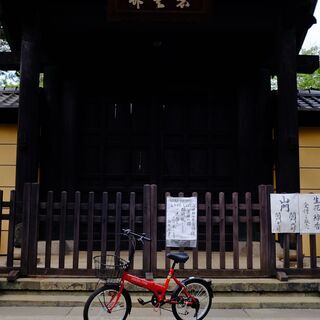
[1, 183, 319, 279]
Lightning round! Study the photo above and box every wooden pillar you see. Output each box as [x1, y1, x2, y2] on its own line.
[275, 25, 300, 193]
[237, 69, 273, 196]
[237, 69, 273, 242]
[41, 66, 62, 193]
[237, 72, 258, 194]
[256, 69, 274, 186]
[275, 17, 300, 250]
[60, 79, 78, 192]
[15, 22, 41, 208]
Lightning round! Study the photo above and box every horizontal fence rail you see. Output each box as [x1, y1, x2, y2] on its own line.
[0, 183, 319, 278]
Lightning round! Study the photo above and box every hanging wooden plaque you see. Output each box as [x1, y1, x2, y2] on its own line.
[107, 0, 211, 22]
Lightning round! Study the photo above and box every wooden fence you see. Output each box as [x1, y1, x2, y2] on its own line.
[0, 189, 17, 276]
[0, 183, 319, 278]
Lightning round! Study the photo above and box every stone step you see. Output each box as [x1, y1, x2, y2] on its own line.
[1, 277, 320, 309]
[0, 293, 320, 309]
[2, 277, 320, 293]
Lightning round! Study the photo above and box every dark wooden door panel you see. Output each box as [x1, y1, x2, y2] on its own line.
[78, 86, 237, 195]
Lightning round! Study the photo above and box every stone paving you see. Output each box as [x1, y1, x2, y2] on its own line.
[0, 307, 320, 320]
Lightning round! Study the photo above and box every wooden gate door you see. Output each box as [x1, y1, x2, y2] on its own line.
[78, 85, 238, 197]
[157, 86, 237, 195]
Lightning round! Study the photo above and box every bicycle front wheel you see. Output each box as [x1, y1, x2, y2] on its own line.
[83, 284, 131, 320]
[171, 278, 212, 320]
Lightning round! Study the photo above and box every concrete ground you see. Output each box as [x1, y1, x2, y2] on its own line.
[0, 307, 320, 320]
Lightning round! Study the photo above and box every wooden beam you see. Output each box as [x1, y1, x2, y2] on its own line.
[1, 52, 316, 75]
[297, 55, 319, 74]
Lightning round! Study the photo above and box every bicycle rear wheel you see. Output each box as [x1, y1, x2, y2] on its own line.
[171, 278, 212, 320]
[83, 284, 131, 320]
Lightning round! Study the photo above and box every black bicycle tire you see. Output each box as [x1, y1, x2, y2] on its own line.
[83, 284, 131, 320]
[171, 278, 212, 320]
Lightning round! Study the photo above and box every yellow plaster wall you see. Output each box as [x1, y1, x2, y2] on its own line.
[299, 127, 320, 256]
[0, 124, 17, 254]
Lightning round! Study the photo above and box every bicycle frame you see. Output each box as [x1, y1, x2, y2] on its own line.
[107, 266, 196, 312]
[85, 230, 212, 320]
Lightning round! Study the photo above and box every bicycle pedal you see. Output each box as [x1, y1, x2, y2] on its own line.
[137, 298, 151, 305]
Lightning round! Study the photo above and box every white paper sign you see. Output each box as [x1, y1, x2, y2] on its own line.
[299, 194, 320, 233]
[270, 194, 299, 233]
[166, 196, 197, 247]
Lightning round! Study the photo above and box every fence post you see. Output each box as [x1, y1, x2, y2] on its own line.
[259, 184, 276, 276]
[20, 183, 40, 276]
[20, 183, 31, 276]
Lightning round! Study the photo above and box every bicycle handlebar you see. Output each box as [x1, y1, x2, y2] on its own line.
[122, 228, 151, 242]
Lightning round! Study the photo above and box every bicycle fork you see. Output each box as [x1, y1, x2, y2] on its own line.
[103, 283, 125, 313]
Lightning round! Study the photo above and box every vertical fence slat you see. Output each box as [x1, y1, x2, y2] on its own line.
[28, 184, 40, 274]
[129, 192, 135, 232]
[45, 191, 53, 269]
[87, 192, 94, 269]
[246, 192, 253, 269]
[7, 190, 16, 268]
[205, 192, 211, 269]
[283, 234, 290, 269]
[178, 192, 184, 270]
[219, 192, 226, 269]
[101, 192, 108, 265]
[232, 192, 239, 270]
[192, 192, 198, 270]
[129, 192, 135, 268]
[143, 185, 151, 273]
[309, 234, 317, 269]
[296, 234, 303, 269]
[165, 192, 171, 271]
[59, 191, 67, 269]
[150, 185, 157, 274]
[21, 183, 31, 276]
[115, 192, 122, 259]
[73, 191, 80, 270]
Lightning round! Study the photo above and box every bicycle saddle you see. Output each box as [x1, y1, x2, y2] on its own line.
[167, 252, 189, 263]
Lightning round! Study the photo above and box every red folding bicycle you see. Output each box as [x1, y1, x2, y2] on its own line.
[83, 229, 213, 320]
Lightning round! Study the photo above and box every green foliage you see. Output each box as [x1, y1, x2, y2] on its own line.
[297, 46, 320, 90]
